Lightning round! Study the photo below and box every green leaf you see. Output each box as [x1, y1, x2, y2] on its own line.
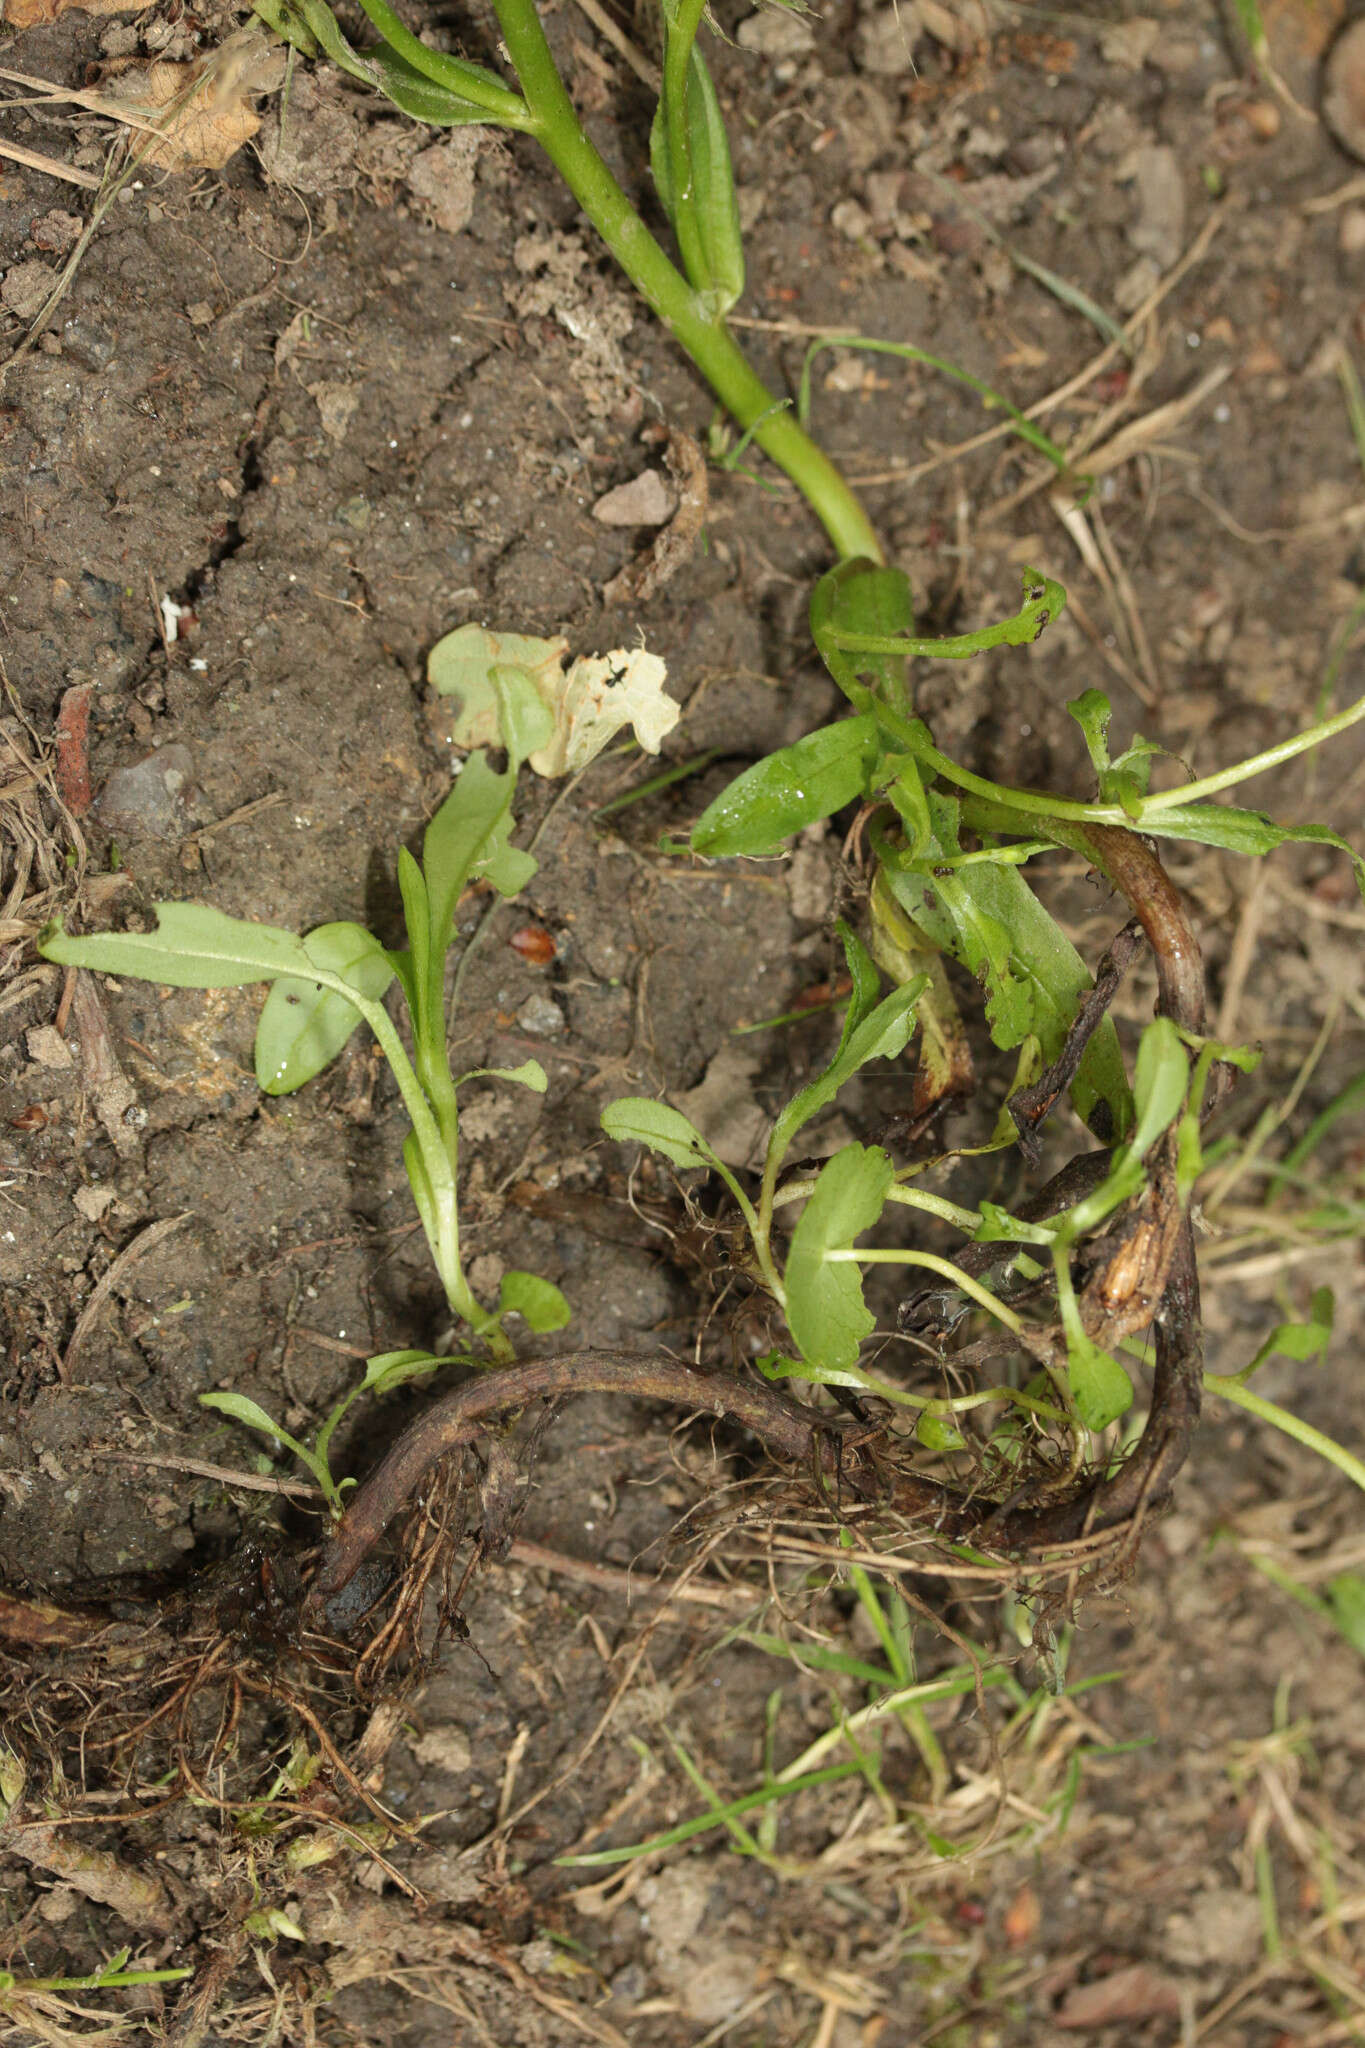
[255, 923, 397, 1095]
[456, 1059, 548, 1092]
[1067, 689, 1113, 772]
[1067, 1338, 1134, 1432]
[359, 1349, 443, 1392]
[499, 1269, 571, 1332]
[833, 918, 883, 1053]
[1325, 1574, 1365, 1658]
[424, 754, 516, 948]
[39, 903, 312, 988]
[915, 1411, 966, 1452]
[428, 625, 568, 750]
[396, 847, 431, 1008]
[491, 665, 556, 767]
[200, 1390, 332, 1495]
[652, 41, 745, 315]
[756, 1352, 875, 1392]
[786, 1144, 894, 1372]
[270, 0, 529, 125]
[1140, 802, 1365, 899]
[690, 714, 878, 858]
[1244, 1288, 1334, 1377]
[877, 751, 933, 860]
[600, 1096, 720, 1172]
[884, 805, 1132, 1136]
[816, 563, 1067, 671]
[768, 977, 926, 1179]
[312, 1349, 446, 1476]
[1128, 1017, 1189, 1162]
[809, 559, 914, 709]
[470, 808, 539, 898]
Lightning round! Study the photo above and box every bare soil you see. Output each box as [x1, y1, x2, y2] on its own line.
[1, 0, 1364, 2041]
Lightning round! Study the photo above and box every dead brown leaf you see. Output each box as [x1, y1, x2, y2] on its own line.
[97, 30, 285, 173]
[1003, 1882, 1041, 1948]
[1, 0, 139, 28]
[1055, 1963, 1184, 2028]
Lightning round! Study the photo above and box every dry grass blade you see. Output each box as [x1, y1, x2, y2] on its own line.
[60, 1215, 193, 1382]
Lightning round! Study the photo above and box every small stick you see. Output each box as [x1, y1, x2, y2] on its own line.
[0, 136, 101, 189]
[507, 1537, 752, 1612]
[62, 1214, 192, 1381]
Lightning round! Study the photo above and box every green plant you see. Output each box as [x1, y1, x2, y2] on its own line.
[254, 0, 878, 562]
[40, 666, 570, 1509]
[37, 0, 1365, 1587]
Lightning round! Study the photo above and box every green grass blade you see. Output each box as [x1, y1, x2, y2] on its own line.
[555, 1758, 865, 1866]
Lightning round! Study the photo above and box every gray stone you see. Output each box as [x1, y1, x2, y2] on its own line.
[96, 744, 197, 839]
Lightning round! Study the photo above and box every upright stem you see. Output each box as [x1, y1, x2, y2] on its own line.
[489, 0, 882, 565]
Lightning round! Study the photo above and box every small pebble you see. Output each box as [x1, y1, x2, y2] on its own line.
[1325, 17, 1365, 162]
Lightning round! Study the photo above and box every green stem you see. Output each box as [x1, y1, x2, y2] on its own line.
[823, 1248, 1026, 1333]
[1205, 1375, 1365, 1495]
[487, 0, 881, 564]
[1140, 691, 1365, 812]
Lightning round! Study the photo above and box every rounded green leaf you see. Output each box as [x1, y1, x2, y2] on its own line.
[255, 923, 396, 1096]
[786, 1143, 894, 1374]
[499, 1270, 571, 1332]
[915, 1411, 966, 1452]
[1067, 1338, 1134, 1432]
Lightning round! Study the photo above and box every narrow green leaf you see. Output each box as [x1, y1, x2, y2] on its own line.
[786, 1143, 893, 1372]
[833, 918, 883, 1053]
[499, 1269, 571, 1332]
[457, 1059, 548, 1092]
[601, 1096, 719, 1171]
[799, 337, 1073, 476]
[1129, 1017, 1189, 1162]
[1138, 802, 1365, 899]
[878, 750, 933, 860]
[39, 904, 311, 988]
[490, 664, 556, 767]
[915, 1411, 966, 1452]
[255, 923, 397, 1095]
[360, 1349, 442, 1392]
[200, 1390, 330, 1492]
[428, 625, 567, 749]
[769, 978, 925, 1177]
[1325, 1574, 1365, 1657]
[348, 0, 528, 120]
[652, 43, 744, 314]
[690, 714, 878, 858]
[423, 752, 519, 969]
[1067, 689, 1113, 772]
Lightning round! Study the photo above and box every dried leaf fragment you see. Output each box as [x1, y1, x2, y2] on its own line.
[427, 623, 679, 776]
[1, 0, 140, 27]
[529, 647, 678, 776]
[97, 30, 285, 172]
